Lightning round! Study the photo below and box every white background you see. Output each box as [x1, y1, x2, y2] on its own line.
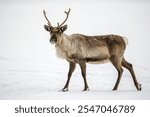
[0, 0, 150, 99]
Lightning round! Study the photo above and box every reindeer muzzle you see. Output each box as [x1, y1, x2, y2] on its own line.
[50, 38, 57, 44]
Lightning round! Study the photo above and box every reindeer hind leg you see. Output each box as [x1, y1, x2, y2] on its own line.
[121, 58, 141, 91]
[110, 56, 124, 90]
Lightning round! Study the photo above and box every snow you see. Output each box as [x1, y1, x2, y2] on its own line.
[0, 0, 150, 100]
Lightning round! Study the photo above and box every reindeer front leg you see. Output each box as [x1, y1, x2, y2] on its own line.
[78, 60, 89, 91]
[61, 62, 76, 92]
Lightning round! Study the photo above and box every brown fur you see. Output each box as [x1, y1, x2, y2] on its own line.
[43, 9, 141, 92]
[55, 34, 125, 64]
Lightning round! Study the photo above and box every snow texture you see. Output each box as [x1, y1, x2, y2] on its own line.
[0, 0, 150, 100]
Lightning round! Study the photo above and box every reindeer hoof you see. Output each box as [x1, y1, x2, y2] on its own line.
[83, 88, 90, 91]
[112, 87, 118, 91]
[137, 83, 142, 91]
[112, 89, 117, 91]
[59, 88, 69, 92]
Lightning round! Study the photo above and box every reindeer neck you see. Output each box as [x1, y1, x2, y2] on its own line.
[56, 33, 71, 47]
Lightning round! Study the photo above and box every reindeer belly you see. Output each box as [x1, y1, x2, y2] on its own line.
[86, 57, 109, 64]
[82, 46, 110, 64]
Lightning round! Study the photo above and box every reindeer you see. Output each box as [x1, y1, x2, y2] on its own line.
[43, 8, 141, 92]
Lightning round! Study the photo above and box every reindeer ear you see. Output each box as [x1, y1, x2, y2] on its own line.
[60, 25, 67, 32]
[44, 25, 51, 31]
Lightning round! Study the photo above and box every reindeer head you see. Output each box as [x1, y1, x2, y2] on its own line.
[43, 8, 71, 44]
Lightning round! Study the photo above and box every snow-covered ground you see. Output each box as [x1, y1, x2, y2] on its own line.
[0, 0, 150, 100]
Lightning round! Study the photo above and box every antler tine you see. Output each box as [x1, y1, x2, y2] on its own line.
[43, 10, 52, 27]
[59, 8, 71, 27]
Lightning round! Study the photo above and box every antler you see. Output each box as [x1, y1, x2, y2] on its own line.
[58, 8, 71, 27]
[43, 10, 52, 27]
